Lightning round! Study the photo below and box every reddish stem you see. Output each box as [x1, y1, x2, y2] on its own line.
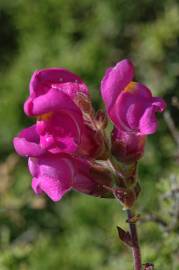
[127, 209, 142, 270]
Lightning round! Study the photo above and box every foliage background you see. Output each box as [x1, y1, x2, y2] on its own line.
[0, 0, 179, 269]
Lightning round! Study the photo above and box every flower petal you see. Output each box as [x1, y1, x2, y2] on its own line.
[139, 106, 158, 134]
[24, 88, 83, 116]
[139, 97, 166, 134]
[110, 82, 164, 134]
[30, 68, 88, 97]
[51, 82, 88, 98]
[37, 111, 82, 154]
[13, 125, 45, 157]
[32, 176, 72, 201]
[101, 59, 134, 110]
[152, 97, 167, 112]
[30, 154, 74, 201]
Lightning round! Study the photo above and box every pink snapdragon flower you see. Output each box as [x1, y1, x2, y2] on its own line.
[23, 68, 87, 155]
[101, 59, 166, 135]
[29, 154, 113, 201]
[18, 68, 107, 158]
[101, 59, 166, 163]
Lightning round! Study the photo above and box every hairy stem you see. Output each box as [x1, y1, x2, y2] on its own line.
[127, 209, 142, 270]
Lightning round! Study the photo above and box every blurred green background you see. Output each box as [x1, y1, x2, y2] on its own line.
[0, 0, 179, 269]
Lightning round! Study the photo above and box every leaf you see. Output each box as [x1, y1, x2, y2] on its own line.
[117, 226, 134, 247]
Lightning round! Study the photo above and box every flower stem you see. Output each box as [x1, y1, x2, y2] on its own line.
[127, 209, 142, 270]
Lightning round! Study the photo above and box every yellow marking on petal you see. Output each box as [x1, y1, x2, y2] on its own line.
[124, 82, 137, 93]
[37, 112, 53, 121]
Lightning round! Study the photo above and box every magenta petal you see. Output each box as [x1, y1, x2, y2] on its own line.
[51, 82, 88, 98]
[110, 91, 143, 132]
[152, 97, 167, 112]
[131, 83, 152, 98]
[24, 97, 34, 117]
[35, 108, 83, 154]
[110, 82, 166, 134]
[32, 177, 42, 194]
[32, 176, 72, 201]
[30, 68, 87, 97]
[29, 154, 74, 201]
[28, 157, 39, 177]
[13, 125, 44, 157]
[101, 59, 134, 110]
[39, 132, 79, 154]
[26, 88, 82, 116]
[24, 89, 84, 155]
[139, 106, 158, 134]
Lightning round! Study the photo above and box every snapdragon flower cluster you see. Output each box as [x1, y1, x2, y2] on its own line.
[13, 59, 166, 207]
